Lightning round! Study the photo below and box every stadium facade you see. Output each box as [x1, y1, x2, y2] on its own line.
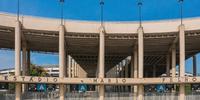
[0, 12, 200, 100]
[0, 0, 200, 99]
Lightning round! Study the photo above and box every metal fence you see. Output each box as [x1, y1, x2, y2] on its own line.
[144, 93, 179, 100]
[0, 92, 200, 100]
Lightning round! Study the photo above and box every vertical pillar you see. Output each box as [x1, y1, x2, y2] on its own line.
[171, 44, 177, 100]
[71, 59, 74, 78]
[15, 20, 21, 100]
[132, 46, 138, 100]
[153, 65, 156, 77]
[71, 58, 73, 78]
[179, 24, 185, 100]
[27, 49, 30, 76]
[131, 56, 134, 79]
[22, 45, 27, 76]
[145, 71, 148, 78]
[22, 45, 27, 93]
[59, 25, 66, 100]
[75, 63, 77, 77]
[77, 64, 80, 77]
[166, 54, 170, 77]
[120, 62, 124, 91]
[27, 49, 30, 94]
[72, 59, 75, 78]
[171, 44, 176, 78]
[74, 62, 76, 77]
[64, 53, 67, 78]
[67, 55, 71, 92]
[134, 46, 138, 79]
[74, 59, 75, 78]
[138, 27, 144, 100]
[193, 55, 197, 76]
[125, 60, 128, 92]
[99, 27, 105, 100]
[125, 60, 128, 78]
[68, 56, 71, 78]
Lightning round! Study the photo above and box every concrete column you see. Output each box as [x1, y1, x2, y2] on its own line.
[75, 63, 77, 77]
[74, 62, 76, 77]
[171, 44, 177, 97]
[171, 44, 176, 78]
[99, 27, 105, 100]
[153, 65, 156, 77]
[68, 56, 71, 78]
[77, 64, 80, 77]
[70, 58, 73, 78]
[133, 46, 138, 100]
[74, 60, 76, 78]
[124, 60, 128, 92]
[27, 49, 30, 76]
[179, 25, 185, 100]
[71, 59, 74, 78]
[145, 71, 148, 78]
[76, 64, 78, 77]
[137, 27, 144, 100]
[59, 25, 66, 100]
[121, 62, 124, 91]
[166, 54, 170, 77]
[131, 57, 134, 79]
[22, 45, 27, 93]
[72, 59, 75, 78]
[193, 55, 197, 76]
[134, 46, 138, 79]
[76, 63, 78, 77]
[15, 20, 21, 100]
[64, 53, 67, 78]
[22, 45, 27, 76]
[125, 60, 128, 78]
[67, 55, 71, 92]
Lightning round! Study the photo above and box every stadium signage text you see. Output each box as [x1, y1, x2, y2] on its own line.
[0, 75, 199, 85]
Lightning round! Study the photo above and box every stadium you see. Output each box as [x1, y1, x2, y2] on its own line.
[0, 0, 200, 100]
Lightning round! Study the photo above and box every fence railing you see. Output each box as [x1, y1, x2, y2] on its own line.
[0, 91, 200, 100]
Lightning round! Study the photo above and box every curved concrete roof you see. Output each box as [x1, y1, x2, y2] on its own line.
[0, 13, 200, 77]
[0, 13, 200, 34]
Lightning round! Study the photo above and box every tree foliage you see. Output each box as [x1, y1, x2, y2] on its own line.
[1, 64, 49, 91]
[30, 64, 49, 77]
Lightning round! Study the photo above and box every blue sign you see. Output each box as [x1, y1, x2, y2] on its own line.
[156, 84, 166, 93]
[37, 84, 46, 91]
[78, 84, 87, 92]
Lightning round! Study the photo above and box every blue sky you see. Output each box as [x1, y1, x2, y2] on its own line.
[0, 0, 200, 74]
[0, 50, 58, 69]
[0, 0, 200, 21]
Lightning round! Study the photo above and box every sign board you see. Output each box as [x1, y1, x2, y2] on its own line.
[79, 84, 87, 92]
[0, 75, 200, 85]
[37, 84, 46, 91]
[156, 84, 166, 93]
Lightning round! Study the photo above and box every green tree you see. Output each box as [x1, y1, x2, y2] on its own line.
[4, 64, 49, 91]
[30, 64, 49, 77]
